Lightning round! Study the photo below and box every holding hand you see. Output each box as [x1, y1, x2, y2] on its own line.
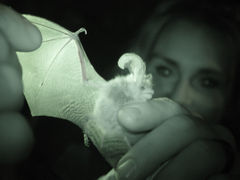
[102, 98, 236, 180]
[0, 4, 41, 164]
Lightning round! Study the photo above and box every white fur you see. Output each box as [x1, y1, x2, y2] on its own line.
[91, 53, 154, 133]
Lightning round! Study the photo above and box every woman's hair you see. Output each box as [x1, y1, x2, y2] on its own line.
[129, 0, 240, 148]
[130, 0, 240, 59]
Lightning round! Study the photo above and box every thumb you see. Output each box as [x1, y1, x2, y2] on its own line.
[0, 4, 42, 52]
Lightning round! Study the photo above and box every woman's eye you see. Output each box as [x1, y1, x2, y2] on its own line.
[156, 66, 172, 77]
[200, 78, 220, 89]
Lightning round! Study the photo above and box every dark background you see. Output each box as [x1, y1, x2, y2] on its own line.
[2, 0, 159, 79]
[1, 1, 240, 179]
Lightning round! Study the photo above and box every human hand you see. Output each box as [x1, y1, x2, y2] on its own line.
[101, 98, 236, 180]
[0, 4, 41, 164]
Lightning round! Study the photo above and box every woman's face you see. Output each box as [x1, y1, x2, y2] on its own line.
[147, 19, 236, 123]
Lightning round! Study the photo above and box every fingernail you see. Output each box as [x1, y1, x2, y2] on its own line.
[116, 159, 137, 179]
[118, 107, 139, 127]
[21, 14, 42, 50]
[27, 24, 42, 50]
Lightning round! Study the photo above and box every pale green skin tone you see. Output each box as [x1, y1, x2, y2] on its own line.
[111, 19, 239, 179]
[0, 4, 41, 165]
[100, 18, 240, 180]
[148, 19, 236, 124]
[1, 3, 239, 180]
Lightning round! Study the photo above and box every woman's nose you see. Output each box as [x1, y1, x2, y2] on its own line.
[169, 81, 192, 107]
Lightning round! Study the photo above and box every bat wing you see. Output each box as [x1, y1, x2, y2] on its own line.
[17, 15, 106, 128]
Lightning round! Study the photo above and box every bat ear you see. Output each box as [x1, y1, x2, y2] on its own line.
[118, 53, 147, 86]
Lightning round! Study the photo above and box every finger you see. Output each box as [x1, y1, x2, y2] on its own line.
[0, 63, 24, 111]
[155, 140, 227, 180]
[115, 115, 218, 180]
[121, 129, 145, 146]
[0, 112, 34, 164]
[8, 51, 22, 75]
[117, 97, 189, 132]
[213, 125, 237, 153]
[0, 33, 22, 73]
[98, 169, 118, 180]
[0, 32, 10, 61]
[0, 4, 42, 51]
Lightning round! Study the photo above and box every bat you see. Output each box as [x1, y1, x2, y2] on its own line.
[16, 15, 154, 168]
[85, 53, 154, 166]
